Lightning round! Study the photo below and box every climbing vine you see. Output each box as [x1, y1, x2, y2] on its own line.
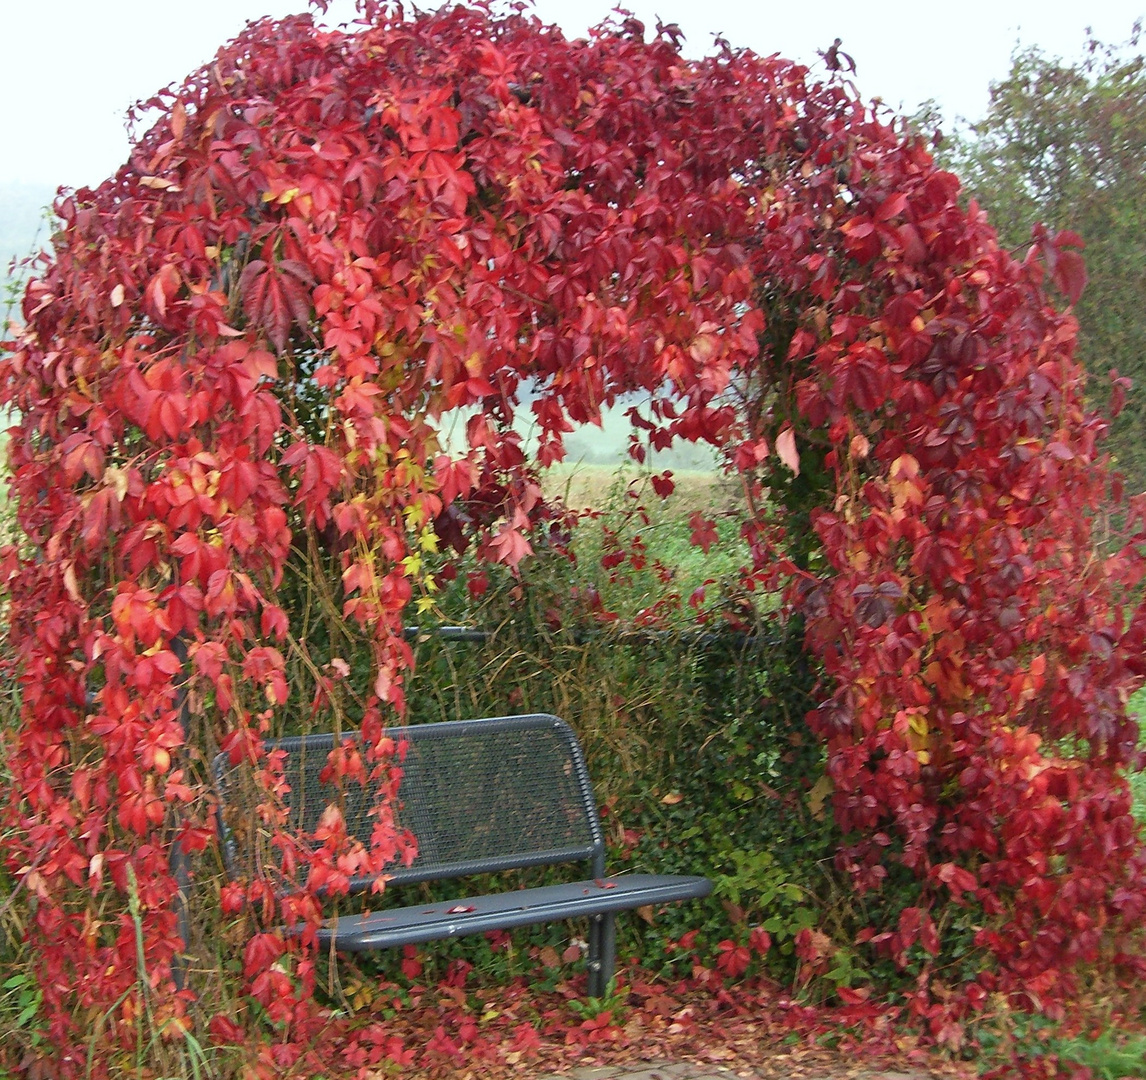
[1, 2, 1144, 1073]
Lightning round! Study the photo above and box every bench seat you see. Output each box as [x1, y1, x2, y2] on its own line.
[316, 873, 712, 951]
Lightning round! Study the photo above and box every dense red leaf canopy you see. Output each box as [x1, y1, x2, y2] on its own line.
[2, 2, 1145, 1072]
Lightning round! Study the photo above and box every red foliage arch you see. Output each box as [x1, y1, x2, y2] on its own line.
[2, 3, 1144, 1071]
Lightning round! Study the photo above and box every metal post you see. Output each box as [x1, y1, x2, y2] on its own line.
[588, 814, 609, 996]
[587, 916, 603, 997]
[598, 912, 616, 995]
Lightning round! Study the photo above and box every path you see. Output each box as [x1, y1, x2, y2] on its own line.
[536, 1063, 938, 1080]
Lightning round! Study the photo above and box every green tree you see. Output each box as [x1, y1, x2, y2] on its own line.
[940, 24, 1146, 493]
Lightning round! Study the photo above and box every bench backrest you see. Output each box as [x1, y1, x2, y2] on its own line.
[215, 714, 606, 893]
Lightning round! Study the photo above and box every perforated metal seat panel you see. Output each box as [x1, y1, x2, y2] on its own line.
[214, 714, 604, 891]
[391, 715, 599, 882]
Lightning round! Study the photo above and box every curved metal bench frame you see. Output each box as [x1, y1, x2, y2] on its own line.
[215, 713, 711, 995]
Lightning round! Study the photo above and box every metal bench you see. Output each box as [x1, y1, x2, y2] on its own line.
[214, 713, 712, 995]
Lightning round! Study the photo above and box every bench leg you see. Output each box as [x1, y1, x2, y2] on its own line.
[587, 912, 616, 998]
[169, 840, 191, 991]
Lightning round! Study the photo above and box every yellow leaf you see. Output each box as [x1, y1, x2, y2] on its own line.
[63, 561, 80, 602]
[660, 791, 684, 805]
[103, 466, 129, 502]
[890, 453, 921, 481]
[808, 774, 833, 820]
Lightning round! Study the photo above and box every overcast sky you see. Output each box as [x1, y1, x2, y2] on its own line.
[2, 0, 1143, 190]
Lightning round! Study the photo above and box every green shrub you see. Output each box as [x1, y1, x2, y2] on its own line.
[318, 483, 850, 993]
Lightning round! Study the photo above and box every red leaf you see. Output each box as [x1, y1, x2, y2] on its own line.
[467, 570, 489, 598]
[239, 258, 314, 352]
[650, 471, 675, 498]
[144, 263, 181, 321]
[715, 939, 751, 977]
[243, 932, 285, 977]
[489, 524, 532, 568]
[1052, 249, 1087, 305]
[748, 927, 772, 955]
[401, 944, 423, 980]
[875, 192, 908, 222]
[689, 512, 719, 553]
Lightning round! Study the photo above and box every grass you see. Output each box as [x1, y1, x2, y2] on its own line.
[542, 461, 738, 516]
[535, 462, 760, 629]
[1051, 1029, 1146, 1079]
[1130, 687, 1146, 824]
[974, 1010, 1146, 1080]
